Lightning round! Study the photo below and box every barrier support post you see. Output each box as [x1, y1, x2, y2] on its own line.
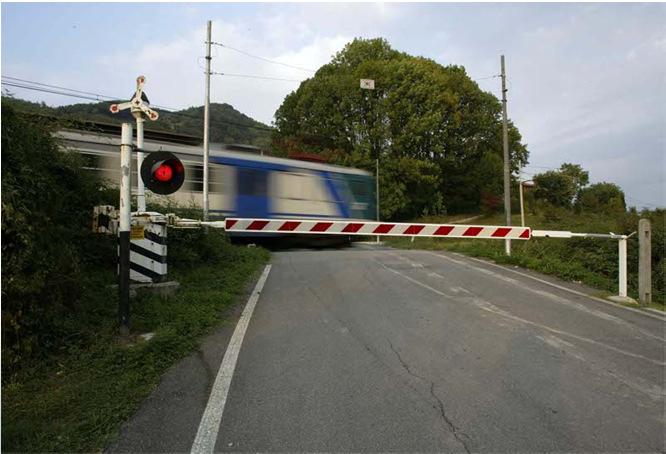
[638, 219, 651, 306]
[618, 236, 627, 298]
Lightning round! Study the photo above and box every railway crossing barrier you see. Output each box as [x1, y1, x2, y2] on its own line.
[222, 218, 531, 239]
[94, 210, 636, 304]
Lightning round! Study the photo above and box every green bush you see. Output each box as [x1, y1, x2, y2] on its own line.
[1, 105, 117, 381]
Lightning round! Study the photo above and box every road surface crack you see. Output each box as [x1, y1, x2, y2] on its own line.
[388, 340, 427, 381]
[430, 382, 472, 454]
[388, 340, 472, 453]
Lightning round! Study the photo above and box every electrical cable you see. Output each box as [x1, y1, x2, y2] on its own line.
[209, 71, 302, 82]
[1, 76, 275, 132]
[209, 41, 316, 73]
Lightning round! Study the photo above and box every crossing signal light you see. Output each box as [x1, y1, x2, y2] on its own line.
[140, 151, 185, 195]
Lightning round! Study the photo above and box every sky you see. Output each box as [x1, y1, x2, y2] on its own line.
[2, 2, 664, 209]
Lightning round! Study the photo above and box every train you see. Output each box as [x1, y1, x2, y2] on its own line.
[55, 122, 376, 229]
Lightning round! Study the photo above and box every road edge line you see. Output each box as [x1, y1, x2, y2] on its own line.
[424, 250, 665, 322]
[190, 264, 272, 454]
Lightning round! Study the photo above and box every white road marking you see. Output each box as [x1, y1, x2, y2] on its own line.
[427, 252, 633, 325]
[426, 250, 666, 324]
[378, 260, 666, 367]
[191, 264, 272, 454]
[376, 260, 456, 299]
[387, 249, 664, 342]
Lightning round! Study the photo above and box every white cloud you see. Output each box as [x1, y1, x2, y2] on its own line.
[3, 3, 664, 206]
[86, 14, 352, 125]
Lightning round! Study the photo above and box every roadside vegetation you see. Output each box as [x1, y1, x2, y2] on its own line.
[1, 105, 269, 452]
[272, 38, 529, 218]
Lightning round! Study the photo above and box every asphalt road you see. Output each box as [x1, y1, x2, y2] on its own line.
[109, 244, 665, 453]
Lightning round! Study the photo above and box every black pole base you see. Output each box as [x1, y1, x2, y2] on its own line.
[119, 230, 131, 335]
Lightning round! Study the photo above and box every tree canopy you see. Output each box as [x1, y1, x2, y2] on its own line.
[576, 182, 626, 213]
[533, 163, 591, 209]
[273, 38, 529, 218]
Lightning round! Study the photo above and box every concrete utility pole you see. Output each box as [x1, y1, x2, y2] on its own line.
[203, 20, 212, 221]
[638, 219, 652, 306]
[501, 55, 512, 256]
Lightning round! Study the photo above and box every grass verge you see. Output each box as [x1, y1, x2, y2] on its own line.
[1, 233, 269, 452]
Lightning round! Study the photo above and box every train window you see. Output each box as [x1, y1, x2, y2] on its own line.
[238, 168, 267, 196]
[80, 153, 100, 170]
[190, 165, 204, 192]
[350, 180, 369, 198]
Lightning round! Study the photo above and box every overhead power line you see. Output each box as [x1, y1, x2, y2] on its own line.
[473, 74, 500, 81]
[2, 76, 117, 100]
[1, 75, 274, 132]
[210, 41, 317, 73]
[2, 81, 109, 102]
[209, 71, 302, 82]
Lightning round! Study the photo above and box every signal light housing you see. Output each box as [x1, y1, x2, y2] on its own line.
[140, 151, 185, 195]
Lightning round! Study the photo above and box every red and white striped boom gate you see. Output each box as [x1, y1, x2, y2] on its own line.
[140, 214, 634, 301]
[223, 218, 531, 240]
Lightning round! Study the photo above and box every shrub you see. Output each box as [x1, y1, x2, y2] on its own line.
[1, 105, 116, 381]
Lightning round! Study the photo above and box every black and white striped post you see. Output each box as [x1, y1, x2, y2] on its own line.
[118, 122, 133, 336]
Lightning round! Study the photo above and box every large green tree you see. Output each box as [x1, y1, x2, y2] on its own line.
[273, 38, 529, 218]
[533, 163, 590, 208]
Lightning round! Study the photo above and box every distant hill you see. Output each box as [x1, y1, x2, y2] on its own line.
[1, 96, 273, 148]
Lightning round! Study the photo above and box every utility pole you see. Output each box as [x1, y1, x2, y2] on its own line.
[203, 20, 212, 221]
[501, 55, 511, 256]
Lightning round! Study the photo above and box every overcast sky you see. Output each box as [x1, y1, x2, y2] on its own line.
[2, 2, 664, 208]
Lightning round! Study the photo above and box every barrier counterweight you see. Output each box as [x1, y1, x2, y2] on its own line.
[130, 222, 168, 283]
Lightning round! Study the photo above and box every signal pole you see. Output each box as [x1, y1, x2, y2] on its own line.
[501, 55, 512, 256]
[136, 116, 146, 212]
[119, 123, 133, 336]
[203, 20, 212, 221]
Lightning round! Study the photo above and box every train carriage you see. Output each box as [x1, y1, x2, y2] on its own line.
[55, 125, 376, 229]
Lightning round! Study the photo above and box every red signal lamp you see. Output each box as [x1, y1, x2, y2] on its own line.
[140, 151, 185, 195]
[154, 164, 173, 182]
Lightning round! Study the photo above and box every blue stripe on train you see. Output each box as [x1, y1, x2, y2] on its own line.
[209, 156, 352, 219]
[321, 171, 349, 218]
